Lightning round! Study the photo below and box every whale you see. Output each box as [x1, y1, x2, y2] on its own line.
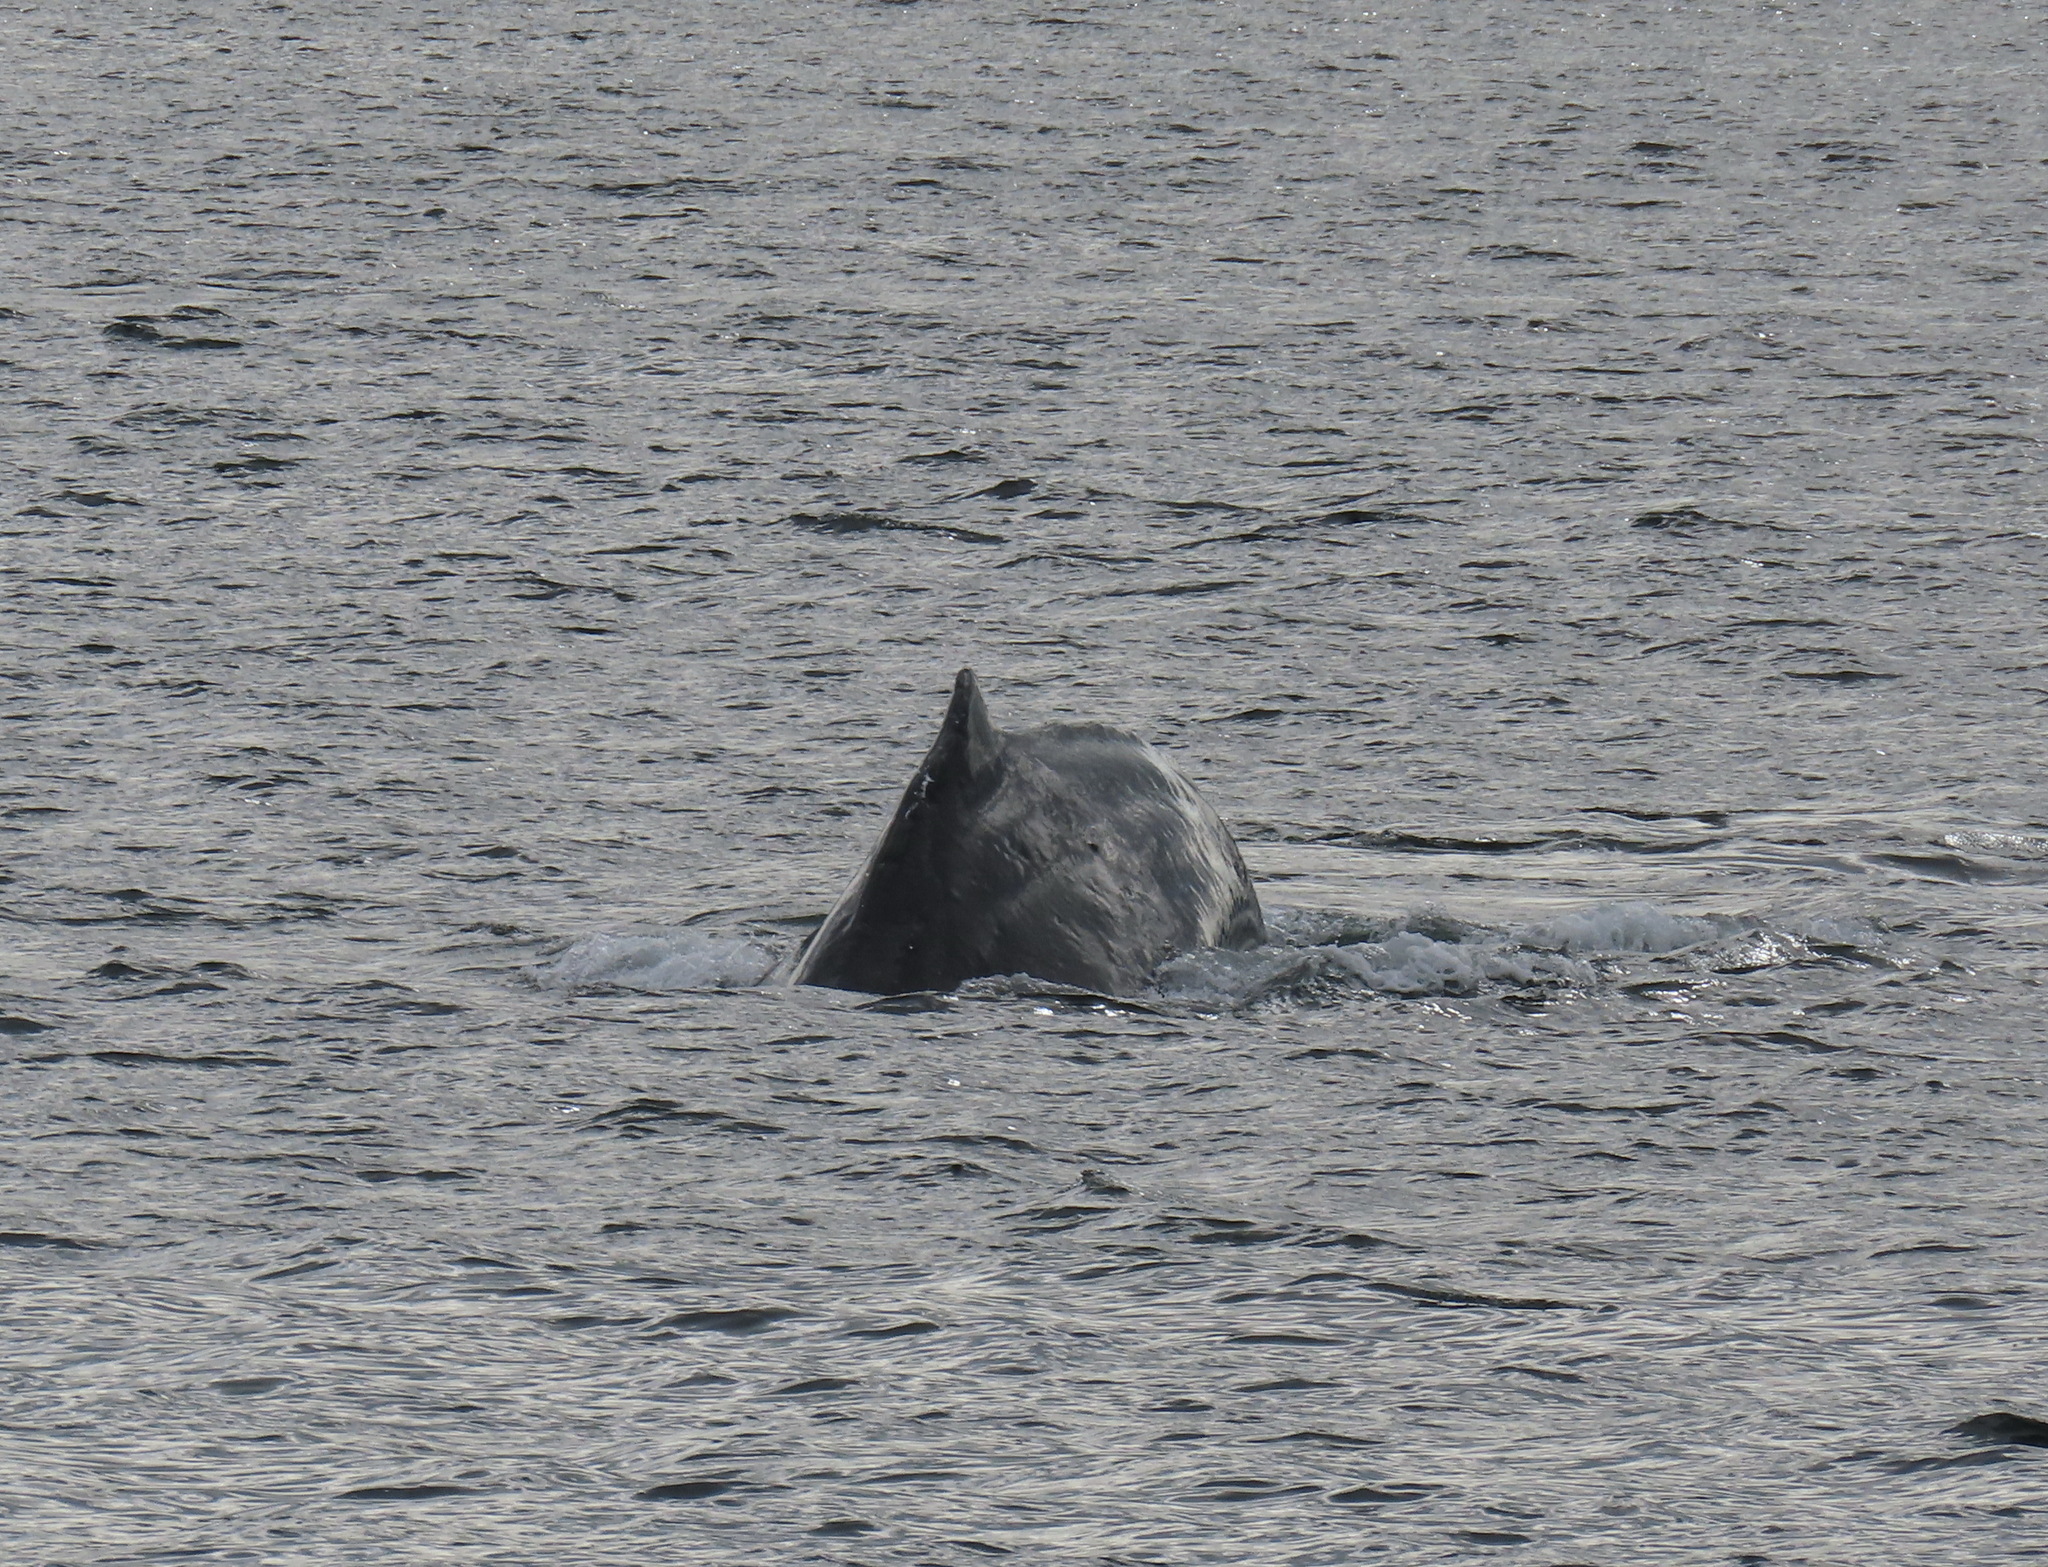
[794, 669, 1265, 995]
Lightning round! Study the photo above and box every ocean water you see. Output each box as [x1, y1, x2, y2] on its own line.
[4, 1, 2046, 1562]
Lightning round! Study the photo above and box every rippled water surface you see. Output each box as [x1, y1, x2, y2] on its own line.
[6, 2, 2047, 1562]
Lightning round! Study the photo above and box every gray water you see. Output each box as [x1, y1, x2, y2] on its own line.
[5, 2, 2047, 1562]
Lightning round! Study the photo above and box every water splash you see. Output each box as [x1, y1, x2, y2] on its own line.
[533, 928, 783, 992]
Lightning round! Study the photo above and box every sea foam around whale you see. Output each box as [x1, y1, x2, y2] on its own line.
[530, 900, 1898, 1006]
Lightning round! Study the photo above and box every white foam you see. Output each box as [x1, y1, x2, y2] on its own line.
[1151, 945, 1317, 1006]
[1152, 926, 1595, 1006]
[1327, 930, 1594, 995]
[1152, 899, 1762, 1007]
[533, 928, 781, 992]
[1525, 901, 1722, 956]
[1941, 829, 2048, 860]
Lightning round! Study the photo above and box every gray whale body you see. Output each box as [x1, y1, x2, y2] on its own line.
[794, 669, 1265, 995]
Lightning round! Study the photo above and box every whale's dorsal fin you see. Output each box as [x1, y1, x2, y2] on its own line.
[917, 667, 1003, 794]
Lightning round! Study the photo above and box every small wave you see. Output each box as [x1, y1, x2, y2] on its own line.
[1939, 829, 2048, 862]
[1686, 913, 1908, 973]
[1155, 921, 1595, 1007]
[1154, 901, 1907, 1009]
[532, 929, 782, 992]
[1524, 902, 1724, 955]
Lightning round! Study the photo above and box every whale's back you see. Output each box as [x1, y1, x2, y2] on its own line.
[794, 672, 1263, 996]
